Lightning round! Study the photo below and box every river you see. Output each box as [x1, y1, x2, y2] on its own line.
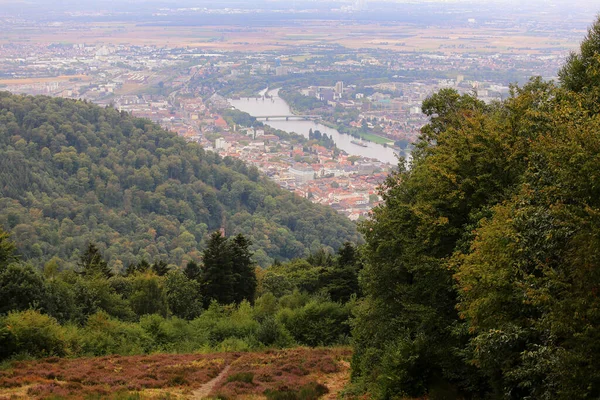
[228, 89, 402, 165]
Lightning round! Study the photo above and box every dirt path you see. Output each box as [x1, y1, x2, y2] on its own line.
[191, 363, 232, 399]
[322, 360, 351, 399]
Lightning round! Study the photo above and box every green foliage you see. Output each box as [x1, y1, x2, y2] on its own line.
[68, 274, 135, 323]
[261, 244, 361, 302]
[279, 89, 327, 113]
[226, 372, 254, 384]
[0, 227, 17, 267]
[0, 263, 46, 314]
[352, 16, 600, 400]
[78, 243, 113, 279]
[0, 310, 68, 358]
[165, 270, 203, 320]
[559, 17, 600, 111]
[43, 277, 78, 323]
[277, 300, 351, 347]
[80, 312, 151, 356]
[183, 260, 201, 281]
[201, 232, 257, 306]
[222, 109, 263, 128]
[192, 301, 260, 346]
[129, 272, 168, 317]
[0, 92, 359, 268]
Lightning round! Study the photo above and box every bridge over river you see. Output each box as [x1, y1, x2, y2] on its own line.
[255, 115, 319, 121]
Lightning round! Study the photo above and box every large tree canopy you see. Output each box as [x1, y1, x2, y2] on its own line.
[0, 92, 360, 270]
[352, 16, 600, 400]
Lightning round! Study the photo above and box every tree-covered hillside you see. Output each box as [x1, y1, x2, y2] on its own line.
[352, 17, 600, 399]
[0, 93, 359, 270]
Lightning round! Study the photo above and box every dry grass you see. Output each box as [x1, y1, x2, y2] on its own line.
[0, 352, 238, 399]
[210, 347, 352, 399]
[0, 348, 352, 399]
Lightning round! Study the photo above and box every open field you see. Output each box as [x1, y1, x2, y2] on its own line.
[356, 132, 394, 145]
[0, 22, 584, 55]
[0, 347, 353, 399]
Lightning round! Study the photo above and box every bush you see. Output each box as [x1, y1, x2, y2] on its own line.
[192, 301, 259, 346]
[256, 316, 294, 347]
[70, 275, 135, 323]
[264, 382, 329, 400]
[227, 372, 254, 384]
[80, 312, 152, 356]
[277, 300, 350, 347]
[43, 278, 77, 323]
[278, 291, 311, 310]
[165, 270, 203, 320]
[217, 337, 251, 352]
[0, 264, 45, 314]
[139, 314, 174, 349]
[129, 273, 168, 318]
[1, 310, 68, 359]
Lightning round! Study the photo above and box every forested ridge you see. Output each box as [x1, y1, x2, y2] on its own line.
[351, 17, 600, 399]
[0, 93, 359, 269]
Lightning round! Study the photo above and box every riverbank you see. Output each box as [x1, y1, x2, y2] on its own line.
[318, 120, 394, 146]
[230, 90, 400, 165]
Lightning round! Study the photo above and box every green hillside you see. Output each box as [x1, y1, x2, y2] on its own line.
[0, 93, 360, 270]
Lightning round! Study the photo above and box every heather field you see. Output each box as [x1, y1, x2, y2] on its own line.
[0, 347, 352, 399]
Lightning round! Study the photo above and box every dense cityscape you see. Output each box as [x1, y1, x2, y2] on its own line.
[0, 0, 591, 220]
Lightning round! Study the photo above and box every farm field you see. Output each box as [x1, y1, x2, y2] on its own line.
[0, 21, 584, 54]
[0, 347, 352, 399]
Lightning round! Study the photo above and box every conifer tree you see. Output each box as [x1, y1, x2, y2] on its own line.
[230, 234, 257, 304]
[184, 260, 202, 281]
[151, 260, 169, 276]
[78, 243, 112, 279]
[201, 231, 234, 306]
[201, 232, 257, 307]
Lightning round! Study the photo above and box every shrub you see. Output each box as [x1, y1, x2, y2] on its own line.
[192, 301, 259, 346]
[165, 270, 203, 320]
[129, 272, 168, 318]
[256, 316, 294, 347]
[0, 264, 46, 314]
[43, 278, 77, 323]
[264, 382, 329, 400]
[70, 275, 135, 323]
[226, 372, 254, 384]
[277, 300, 350, 347]
[217, 337, 251, 352]
[80, 312, 152, 356]
[1, 310, 68, 359]
[253, 292, 278, 321]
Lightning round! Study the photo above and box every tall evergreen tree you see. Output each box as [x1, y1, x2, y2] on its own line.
[151, 260, 170, 276]
[322, 242, 360, 303]
[78, 243, 112, 279]
[201, 231, 234, 306]
[230, 234, 257, 304]
[184, 260, 202, 281]
[201, 232, 257, 307]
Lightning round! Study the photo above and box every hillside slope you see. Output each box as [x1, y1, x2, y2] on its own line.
[0, 93, 360, 269]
